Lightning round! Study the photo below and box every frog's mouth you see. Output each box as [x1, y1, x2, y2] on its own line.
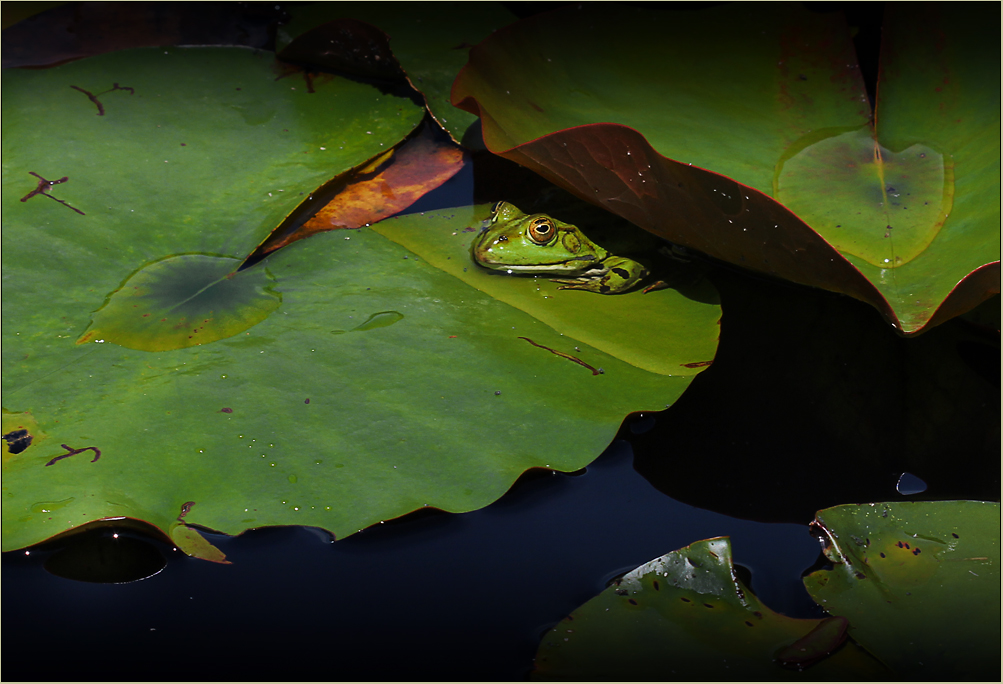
[475, 253, 600, 273]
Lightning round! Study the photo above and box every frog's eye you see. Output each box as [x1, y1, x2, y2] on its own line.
[527, 217, 556, 244]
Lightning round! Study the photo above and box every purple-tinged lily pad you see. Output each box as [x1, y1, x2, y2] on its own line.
[451, 3, 999, 334]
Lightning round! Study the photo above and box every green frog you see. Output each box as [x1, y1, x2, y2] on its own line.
[470, 202, 650, 294]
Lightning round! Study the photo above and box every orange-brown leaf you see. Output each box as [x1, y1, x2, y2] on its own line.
[256, 123, 466, 256]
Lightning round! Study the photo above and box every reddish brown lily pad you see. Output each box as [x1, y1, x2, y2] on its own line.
[250, 121, 467, 258]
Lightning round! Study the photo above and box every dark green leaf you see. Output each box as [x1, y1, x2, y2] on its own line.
[804, 501, 1001, 679]
[532, 537, 889, 680]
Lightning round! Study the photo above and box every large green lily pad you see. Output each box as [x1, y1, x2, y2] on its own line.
[804, 501, 1001, 680]
[451, 3, 1000, 334]
[2, 47, 720, 558]
[2, 210, 718, 558]
[532, 537, 889, 680]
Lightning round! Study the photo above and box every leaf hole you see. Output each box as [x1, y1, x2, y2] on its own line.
[2, 429, 32, 454]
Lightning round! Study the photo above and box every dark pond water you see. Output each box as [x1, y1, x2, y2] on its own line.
[5, 436, 830, 681]
[3, 2, 999, 681]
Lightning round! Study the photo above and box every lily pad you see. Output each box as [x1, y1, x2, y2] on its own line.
[532, 537, 889, 680]
[275, 1, 517, 143]
[370, 208, 720, 377]
[451, 3, 1000, 333]
[2, 47, 720, 558]
[2, 45, 423, 387]
[3, 208, 718, 559]
[804, 501, 1001, 680]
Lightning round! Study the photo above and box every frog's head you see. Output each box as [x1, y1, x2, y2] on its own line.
[470, 201, 607, 274]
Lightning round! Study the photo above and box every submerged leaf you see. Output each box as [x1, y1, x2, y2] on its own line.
[170, 523, 229, 564]
[77, 255, 280, 352]
[774, 617, 850, 669]
[775, 128, 951, 268]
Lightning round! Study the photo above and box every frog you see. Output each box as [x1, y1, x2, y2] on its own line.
[470, 201, 650, 294]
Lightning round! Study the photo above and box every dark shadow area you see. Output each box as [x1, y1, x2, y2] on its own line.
[628, 263, 1001, 524]
[2, 1, 284, 68]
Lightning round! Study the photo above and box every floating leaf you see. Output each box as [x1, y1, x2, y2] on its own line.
[2, 46, 424, 387]
[252, 120, 467, 257]
[804, 501, 1001, 680]
[371, 207, 721, 376]
[2, 46, 719, 557]
[3, 209, 718, 559]
[451, 3, 1000, 333]
[532, 537, 889, 680]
